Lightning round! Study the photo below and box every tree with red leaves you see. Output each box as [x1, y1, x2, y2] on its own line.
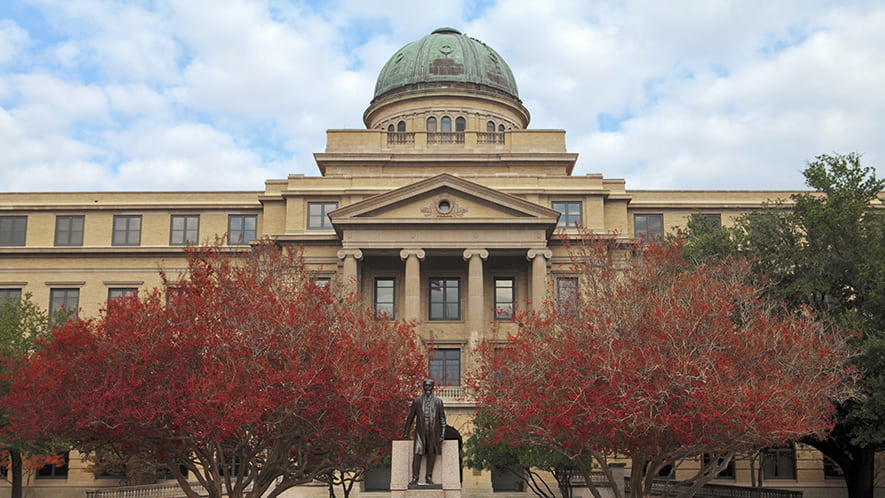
[7, 242, 426, 498]
[472, 236, 856, 498]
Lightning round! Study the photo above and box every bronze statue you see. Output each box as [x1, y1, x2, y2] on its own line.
[403, 379, 446, 485]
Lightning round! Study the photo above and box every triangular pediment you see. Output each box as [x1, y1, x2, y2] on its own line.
[328, 174, 559, 233]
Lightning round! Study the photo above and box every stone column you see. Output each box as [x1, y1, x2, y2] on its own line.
[400, 249, 426, 323]
[527, 249, 552, 310]
[337, 249, 363, 296]
[462, 249, 488, 338]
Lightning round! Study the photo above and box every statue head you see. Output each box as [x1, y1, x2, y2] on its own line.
[422, 378, 435, 394]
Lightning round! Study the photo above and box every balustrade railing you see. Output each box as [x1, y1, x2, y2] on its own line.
[427, 132, 465, 145]
[477, 132, 505, 144]
[386, 132, 415, 145]
[86, 481, 206, 498]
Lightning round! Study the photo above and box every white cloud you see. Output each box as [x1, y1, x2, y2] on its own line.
[0, 19, 28, 66]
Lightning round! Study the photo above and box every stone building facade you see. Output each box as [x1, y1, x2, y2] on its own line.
[0, 27, 863, 497]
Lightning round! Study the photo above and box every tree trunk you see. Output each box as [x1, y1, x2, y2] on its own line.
[843, 446, 875, 498]
[10, 448, 23, 498]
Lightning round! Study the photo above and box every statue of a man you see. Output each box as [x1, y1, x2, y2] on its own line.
[403, 379, 446, 485]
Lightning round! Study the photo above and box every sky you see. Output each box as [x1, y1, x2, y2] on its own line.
[1, 0, 883, 192]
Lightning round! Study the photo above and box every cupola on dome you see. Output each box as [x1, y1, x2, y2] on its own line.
[372, 27, 520, 102]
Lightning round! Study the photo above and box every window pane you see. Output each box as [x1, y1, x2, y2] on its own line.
[50, 289, 79, 322]
[374, 278, 395, 318]
[429, 349, 460, 386]
[0, 216, 27, 246]
[441, 116, 451, 132]
[426, 117, 437, 132]
[397, 120, 406, 132]
[0, 289, 22, 303]
[487, 121, 495, 132]
[455, 116, 466, 131]
[113, 215, 141, 246]
[170, 215, 200, 245]
[429, 278, 460, 320]
[228, 215, 257, 245]
[634, 214, 664, 239]
[55, 215, 84, 246]
[307, 202, 338, 229]
[495, 278, 514, 320]
[556, 277, 578, 311]
[553, 201, 582, 228]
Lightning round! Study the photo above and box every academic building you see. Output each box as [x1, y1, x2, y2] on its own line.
[0, 28, 871, 497]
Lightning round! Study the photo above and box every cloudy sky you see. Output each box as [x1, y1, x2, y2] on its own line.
[1, 0, 882, 192]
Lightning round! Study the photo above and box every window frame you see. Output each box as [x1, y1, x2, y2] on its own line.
[36, 452, 69, 479]
[396, 120, 406, 132]
[426, 116, 437, 132]
[54, 215, 84, 246]
[307, 202, 338, 230]
[634, 213, 664, 240]
[690, 213, 722, 229]
[228, 214, 257, 245]
[0, 288, 23, 304]
[455, 116, 466, 132]
[0, 216, 27, 246]
[429, 348, 461, 386]
[440, 116, 452, 132]
[761, 446, 797, 480]
[552, 201, 582, 229]
[486, 120, 495, 132]
[50, 288, 79, 323]
[112, 215, 142, 246]
[428, 277, 461, 321]
[556, 277, 579, 311]
[494, 277, 515, 321]
[374, 277, 396, 319]
[170, 215, 200, 246]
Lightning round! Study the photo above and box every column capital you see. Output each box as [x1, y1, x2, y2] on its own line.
[526, 248, 552, 261]
[399, 249, 426, 261]
[337, 249, 364, 261]
[462, 248, 488, 261]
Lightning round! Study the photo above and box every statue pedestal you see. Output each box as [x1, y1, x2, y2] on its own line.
[391, 440, 460, 498]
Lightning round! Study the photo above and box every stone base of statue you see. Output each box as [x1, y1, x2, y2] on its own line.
[391, 440, 460, 498]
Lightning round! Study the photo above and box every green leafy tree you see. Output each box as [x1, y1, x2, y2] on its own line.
[683, 152, 885, 498]
[0, 293, 53, 498]
[464, 411, 581, 498]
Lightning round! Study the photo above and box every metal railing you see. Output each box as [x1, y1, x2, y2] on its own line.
[634, 480, 803, 498]
[436, 385, 467, 400]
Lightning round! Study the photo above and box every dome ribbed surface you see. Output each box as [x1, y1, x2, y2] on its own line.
[373, 28, 519, 100]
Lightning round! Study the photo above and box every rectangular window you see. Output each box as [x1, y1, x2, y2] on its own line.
[112, 215, 142, 246]
[54, 215, 84, 246]
[429, 278, 460, 321]
[170, 215, 200, 245]
[374, 278, 395, 318]
[556, 277, 578, 311]
[36, 452, 69, 479]
[429, 348, 460, 386]
[552, 201, 582, 229]
[691, 213, 722, 229]
[228, 214, 257, 245]
[634, 214, 664, 240]
[494, 278, 515, 321]
[762, 446, 796, 479]
[702, 454, 736, 479]
[0, 216, 27, 246]
[0, 288, 23, 304]
[307, 202, 338, 229]
[108, 288, 137, 302]
[50, 289, 79, 322]
[823, 455, 844, 479]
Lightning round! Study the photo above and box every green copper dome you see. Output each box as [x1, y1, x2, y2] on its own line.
[372, 27, 520, 101]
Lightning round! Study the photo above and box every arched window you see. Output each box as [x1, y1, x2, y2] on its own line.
[426, 117, 437, 132]
[397, 120, 406, 132]
[498, 124, 505, 132]
[487, 121, 495, 132]
[387, 124, 394, 132]
[441, 116, 452, 132]
[455, 116, 466, 132]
